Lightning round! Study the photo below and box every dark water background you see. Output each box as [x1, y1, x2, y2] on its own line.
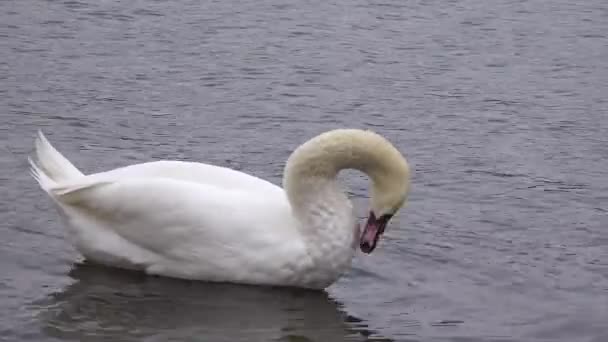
[1, 0, 607, 341]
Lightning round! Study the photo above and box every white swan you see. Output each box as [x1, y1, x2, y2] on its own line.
[30, 129, 410, 289]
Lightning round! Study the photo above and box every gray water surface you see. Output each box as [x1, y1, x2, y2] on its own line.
[2, 0, 607, 341]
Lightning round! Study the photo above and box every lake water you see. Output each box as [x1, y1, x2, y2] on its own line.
[1, 0, 607, 341]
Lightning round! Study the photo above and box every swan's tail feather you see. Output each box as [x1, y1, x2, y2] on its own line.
[30, 131, 84, 192]
[29, 156, 56, 191]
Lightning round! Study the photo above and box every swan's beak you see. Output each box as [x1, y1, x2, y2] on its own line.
[360, 212, 392, 254]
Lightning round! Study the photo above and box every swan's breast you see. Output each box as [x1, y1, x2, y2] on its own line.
[290, 202, 358, 288]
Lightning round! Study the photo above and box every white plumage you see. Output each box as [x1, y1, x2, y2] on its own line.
[30, 129, 410, 289]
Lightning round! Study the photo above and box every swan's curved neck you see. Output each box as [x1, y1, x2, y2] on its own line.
[282, 129, 400, 213]
[280, 130, 408, 286]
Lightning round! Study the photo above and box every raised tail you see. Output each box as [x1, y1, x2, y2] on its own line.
[29, 131, 84, 190]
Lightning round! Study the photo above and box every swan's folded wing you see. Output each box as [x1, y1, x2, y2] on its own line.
[50, 176, 298, 264]
[93, 160, 283, 195]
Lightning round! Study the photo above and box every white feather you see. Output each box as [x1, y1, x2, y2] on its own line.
[34, 131, 83, 181]
[29, 129, 410, 289]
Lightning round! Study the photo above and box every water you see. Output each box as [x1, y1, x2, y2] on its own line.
[1, 0, 607, 341]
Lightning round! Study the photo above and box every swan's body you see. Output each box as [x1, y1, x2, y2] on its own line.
[30, 129, 410, 289]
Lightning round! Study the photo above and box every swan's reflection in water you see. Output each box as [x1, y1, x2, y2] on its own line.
[38, 264, 387, 342]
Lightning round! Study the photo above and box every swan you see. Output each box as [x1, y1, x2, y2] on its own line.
[29, 129, 410, 289]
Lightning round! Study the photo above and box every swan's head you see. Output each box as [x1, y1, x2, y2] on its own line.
[360, 136, 410, 254]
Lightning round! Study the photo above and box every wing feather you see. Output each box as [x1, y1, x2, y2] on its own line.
[52, 177, 300, 266]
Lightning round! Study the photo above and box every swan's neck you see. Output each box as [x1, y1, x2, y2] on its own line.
[283, 129, 401, 214]
[282, 130, 398, 265]
[285, 177, 358, 287]
[279, 129, 408, 286]
[287, 178, 356, 246]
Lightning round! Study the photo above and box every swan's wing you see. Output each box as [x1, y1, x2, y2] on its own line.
[51, 176, 303, 277]
[93, 160, 282, 195]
